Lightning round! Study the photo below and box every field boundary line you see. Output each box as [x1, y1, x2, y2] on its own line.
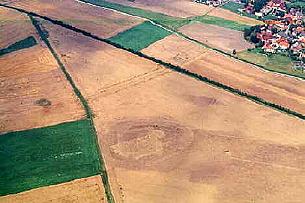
[28, 15, 115, 203]
[76, 0, 305, 82]
[1, 3, 304, 120]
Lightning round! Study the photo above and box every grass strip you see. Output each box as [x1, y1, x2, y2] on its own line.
[0, 36, 37, 57]
[29, 16, 115, 203]
[81, 0, 251, 31]
[190, 15, 251, 31]
[0, 119, 101, 196]
[108, 21, 171, 51]
[80, 0, 190, 30]
[236, 48, 305, 78]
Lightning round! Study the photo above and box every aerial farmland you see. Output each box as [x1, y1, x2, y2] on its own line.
[1, 0, 305, 202]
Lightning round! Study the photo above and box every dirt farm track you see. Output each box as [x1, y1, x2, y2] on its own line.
[1, 0, 305, 202]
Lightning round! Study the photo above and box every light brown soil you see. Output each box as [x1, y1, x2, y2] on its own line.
[178, 22, 254, 52]
[0, 44, 85, 133]
[45, 23, 305, 203]
[106, 0, 213, 18]
[208, 7, 262, 25]
[0, 7, 36, 49]
[9, 0, 144, 38]
[142, 34, 305, 115]
[0, 176, 107, 203]
[105, 0, 261, 25]
[41, 20, 164, 98]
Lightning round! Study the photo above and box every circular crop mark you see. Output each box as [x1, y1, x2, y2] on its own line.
[107, 117, 194, 170]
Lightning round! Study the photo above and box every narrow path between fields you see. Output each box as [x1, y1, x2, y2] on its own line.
[1, 3, 304, 122]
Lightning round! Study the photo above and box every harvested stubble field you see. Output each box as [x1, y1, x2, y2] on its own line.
[44, 22, 305, 203]
[104, 0, 260, 27]
[105, 0, 261, 26]
[0, 176, 106, 203]
[8, 0, 144, 38]
[0, 43, 85, 132]
[0, 119, 101, 196]
[40, 20, 166, 98]
[105, 0, 213, 18]
[142, 34, 305, 116]
[236, 48, 303, 78]
[81, 0, 260, 29]
[108, 21, 171, 51]
[178, 22, 254, 52]
[0, 7, 36, 48]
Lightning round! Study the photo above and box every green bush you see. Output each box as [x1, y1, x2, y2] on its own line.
[0, 36, 37, 57]
[192, 15, 251, 31]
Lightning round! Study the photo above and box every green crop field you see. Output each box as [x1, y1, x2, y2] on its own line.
[0, 119, 101, 196]
[221, 1, 244, 13]
[191, 15, 251, 31]
[108, 21, 171, 51]
[221, 2, 257, 19]
[221, 1, 277, 20]
[237, 48, 305, 78]
[0, 36, 37, 57]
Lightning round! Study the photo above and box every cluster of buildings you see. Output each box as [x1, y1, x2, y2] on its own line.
[194, 0, 305, 64]
[242, 0, 287, 18]
[254, 7, 305, 61]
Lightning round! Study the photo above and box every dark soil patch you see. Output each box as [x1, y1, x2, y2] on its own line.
[35, 98, 52, 106]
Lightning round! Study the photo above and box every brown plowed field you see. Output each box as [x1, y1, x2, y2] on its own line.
[9, 0, 144, 38]
[45, 22, 305, 203]
[107, 0, 213, 18]
[0, 7, 36, 48]
[0, 44, 85, 133]
[142, 34, 305, 115]
[179, 22, 254, 52]
[0, 176, 107, 203]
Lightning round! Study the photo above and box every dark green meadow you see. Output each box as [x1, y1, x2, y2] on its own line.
[0, 119, 101, 196]
[0, 36, 37, 57]
[108, 21, 171, 51]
